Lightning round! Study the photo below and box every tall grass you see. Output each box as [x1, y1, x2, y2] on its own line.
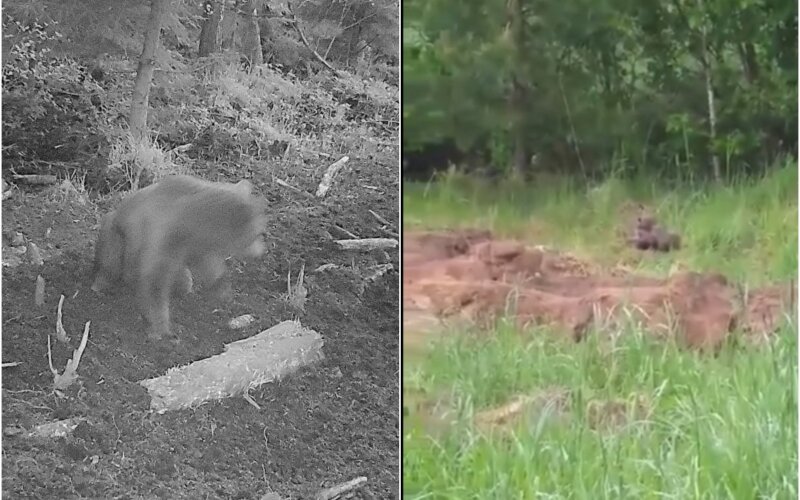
[403, 160, 797, 283]
[402, 162, 797, 499]
[404, 322, 797, 499]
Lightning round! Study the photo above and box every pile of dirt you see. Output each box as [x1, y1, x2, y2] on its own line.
[404, 230, 794, 350]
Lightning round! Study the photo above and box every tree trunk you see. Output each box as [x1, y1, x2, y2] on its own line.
[220, 0, 238, 50]
[198, 0, 223, 57]
[510, 77, 528, 177]
[130, 0, 170, 153]
[240, 0, 263, 66]
[508, 0, 528, 177]
[737, 41, 759, 84]
[695, 0, 721, 183]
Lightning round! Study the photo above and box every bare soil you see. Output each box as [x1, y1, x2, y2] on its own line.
[404, 230, 793, 351]
[2, 160, 399, 499]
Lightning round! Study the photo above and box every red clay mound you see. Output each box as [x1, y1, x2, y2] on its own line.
[404, 230, 795, 351]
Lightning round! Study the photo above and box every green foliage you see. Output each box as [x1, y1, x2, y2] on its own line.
[405, 321, 797, 498]
[403, 0, 797, 179]
[2, 12, 109, 155]
[1, 15, 62, 125]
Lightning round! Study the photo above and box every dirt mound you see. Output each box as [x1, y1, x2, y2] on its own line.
[404, 230, 794, 350]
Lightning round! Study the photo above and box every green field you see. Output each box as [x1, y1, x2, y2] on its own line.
[403, 164, 798, 499]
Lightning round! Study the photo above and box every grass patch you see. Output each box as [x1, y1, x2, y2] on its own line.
[403, 161, 797, 283]
[404, 322, 797, 499]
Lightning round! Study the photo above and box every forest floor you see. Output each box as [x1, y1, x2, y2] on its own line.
[402, 168, 796, 498]
[2, 71, 399, 499]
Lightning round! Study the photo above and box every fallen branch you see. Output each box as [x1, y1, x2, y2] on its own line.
[314, 477, 368, 500]
[274, 177, 315, 200]
[368, 209, 391, 227]
[140, 320, 324, 413]
[2, 362, 21, 368]
[368, 209, 398, 237]
[331, 224, 359, 239]
[314, 263, 339, 272]
[335, 238, 398, 251]
[316, 156, 350, 197]
[13, 174, 58, 186]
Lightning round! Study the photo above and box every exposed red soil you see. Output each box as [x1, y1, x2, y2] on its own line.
[404, 230, 794, 350]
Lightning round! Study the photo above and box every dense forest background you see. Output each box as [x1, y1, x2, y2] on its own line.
[403, 0, 797, 181]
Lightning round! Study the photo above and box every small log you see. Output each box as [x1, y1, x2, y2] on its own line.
[335, 238, 398, 251]
[13, 174, 58, 185]
[316, 156, 350, 197]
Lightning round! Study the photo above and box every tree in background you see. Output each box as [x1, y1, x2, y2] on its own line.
[198, 0, 223, 57]
[130, 0, 170, 169]
[404, 0, 797, 181]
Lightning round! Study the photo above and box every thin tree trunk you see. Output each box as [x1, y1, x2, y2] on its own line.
[696, 0, 721, 183]
[198, 0, 223, 57]
[240, 0, 263, 66]
[130, 0, 170, 152]
[737, 41, 759, 84]
[508, 0, 528, 177]
[323, 4, 350, 61]
[220, 0, 238, 50]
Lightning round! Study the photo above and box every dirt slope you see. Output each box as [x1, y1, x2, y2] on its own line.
[404, 230, 792, 351]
